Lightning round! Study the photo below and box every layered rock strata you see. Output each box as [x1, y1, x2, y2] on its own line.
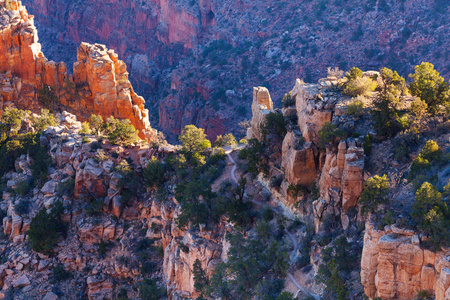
[361, 222, 450, 300]
[0, 1, 156, 141]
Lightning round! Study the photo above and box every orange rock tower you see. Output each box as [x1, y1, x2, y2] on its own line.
[0, 0, 156, 141]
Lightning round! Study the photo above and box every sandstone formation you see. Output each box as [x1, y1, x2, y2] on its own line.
[0, 112, 227, 298]
[281, 131, 318, 186]
[0, 1, 156, 141]
[163, 229, 224, 298]
[277, 77, 365, 221]
[361, 222, 450, 300]
[291, 79, 334, 144]
[318, 139, 365, 212]
[248, 86, 273, 141]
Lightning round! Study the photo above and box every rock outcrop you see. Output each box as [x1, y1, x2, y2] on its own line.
[281, 131, 318, 186]
[248, 86, 273, 141]
[277, 77, 365, 220]
[0, 111, 227, 298]
[318, 139, 365, 212]
[292, 79, 335, 144]
[361, 222, 450, 300]
[0, 1, 156, 141]
[163, 228, 224, 298]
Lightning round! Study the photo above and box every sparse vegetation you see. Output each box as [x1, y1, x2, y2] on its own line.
[346, 97, 365, 117]
[28, 201, 67, 255]
[106, 117, 139, 146]
[318, 122, 347, 150]
[344, 67, 376, 97]
[371, 67, 407, 138]
[411, 182, 450, 250]
[359, 175, 390, 216]
[409, 62, 450, 114]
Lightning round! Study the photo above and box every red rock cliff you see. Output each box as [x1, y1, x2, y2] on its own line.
[0, 1, 156, 141]
[361, 222, 450, 300]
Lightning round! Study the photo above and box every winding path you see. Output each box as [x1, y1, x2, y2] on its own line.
[225, 147, 320, 300]
[226, 151, 238, 184]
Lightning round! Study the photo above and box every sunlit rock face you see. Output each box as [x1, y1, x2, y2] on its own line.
[361, 222, 450, 300]
[0, 1, 157, 141]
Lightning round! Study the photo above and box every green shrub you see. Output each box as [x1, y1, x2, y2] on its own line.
[346, 67, 363, 82]
[344, 76, 376, 97]
[15, 180, 32, 196]
[377, 211, 395, 230]
[56, 177, 75, 197]
[33, 109, 57, 133]
[316, 259, 349, 300]
[97, 239, 113, 258]
[409, 140, 444, 181]
[28, 201, 66, 255]
[106, 117, 139, 146]
[238, 138, 268, 175]
[263, 208, 274, 222]
[31, 145, 52, 187]
[38, 86, 58, 109]
[1, 107, 29, 136]
[410, 98, 428, 120]
[282, 92, 295, 108]
[52, 264, 72, 282]
[410, 156, 431, 179]
[318, 122, 347, 150]
[262, 112, 287, 139]
[416, 289, 433, 299]
[359, 175, 390, 215]
[90, 114, 104, 135]
[193, 259, 208, 294]
[143, 157, 168, 189]
[117, 288, 129, 300]
[409, 62, 450, 114]
[223, 133, 237, 146]
[0, 132, 40, 176]
[393, 129, 421, 162]
[346, 97, 365, 117]
[411, 182, 450, 250]
[80, 122, 90, 135]
[221, 177, 253, 229]
[14, 199, 30, 215]
[140, 279, 166, 300]
[86, 197, 104, 216]
[214, 135, 225, 147]
[371, 68, 406, 138]
[276, 292, 296, 300]
[287, 183, 307, 200]
[207, 226, 289, 299]
[420, 140, 442, 162]
[363, 134, 372, 156]
[179, 124, 211, 154]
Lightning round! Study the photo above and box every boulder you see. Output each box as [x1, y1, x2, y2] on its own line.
[43, 291, 58, 300]
[12, 274, 30, 288]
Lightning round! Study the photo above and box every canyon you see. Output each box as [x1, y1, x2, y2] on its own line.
[0, 1, 449, 299]
[22, 0, 450, 141]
